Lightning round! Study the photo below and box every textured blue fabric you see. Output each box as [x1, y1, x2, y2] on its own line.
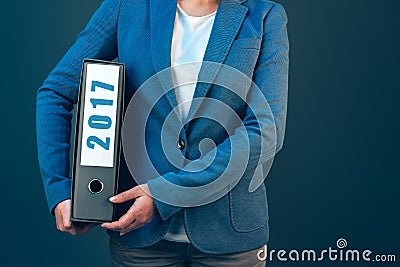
[36, 0, 289, 254]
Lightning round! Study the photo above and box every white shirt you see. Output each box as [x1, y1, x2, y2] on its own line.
[171, 4, 216, 122]
[164, 4, 216, 243]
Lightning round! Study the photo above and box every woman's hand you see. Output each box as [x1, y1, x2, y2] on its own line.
[54, 199, 97, 235]
[101, 184, 155, 236]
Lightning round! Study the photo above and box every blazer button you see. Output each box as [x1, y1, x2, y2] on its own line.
[177, 139, 185, 150]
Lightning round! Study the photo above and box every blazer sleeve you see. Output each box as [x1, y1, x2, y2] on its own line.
[36, 0, 121, 213]
[148, 3, 289, 220]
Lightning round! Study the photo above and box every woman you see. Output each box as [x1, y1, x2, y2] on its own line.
[36, 0, 289, 266]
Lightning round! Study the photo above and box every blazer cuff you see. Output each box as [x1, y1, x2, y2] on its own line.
[47, 179, 72, 215]
[147, 177, 181, 220]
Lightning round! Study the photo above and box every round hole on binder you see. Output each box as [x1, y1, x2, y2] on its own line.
[88, 179, 104, 194]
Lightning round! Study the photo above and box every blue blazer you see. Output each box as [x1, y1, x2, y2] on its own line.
[37, 0, 289, 254]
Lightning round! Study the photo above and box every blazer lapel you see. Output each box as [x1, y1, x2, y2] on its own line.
[186, 0, 249, 122]
[149, 0, 248, 121]
[150, 0, 179, 113]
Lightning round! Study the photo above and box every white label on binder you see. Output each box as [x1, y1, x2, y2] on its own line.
[80, 63, 120, 167]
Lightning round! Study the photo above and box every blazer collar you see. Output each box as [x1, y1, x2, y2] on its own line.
[149, 0, 248, 119]
[223, 0, 247, 3]
[149, 0, 179, 113]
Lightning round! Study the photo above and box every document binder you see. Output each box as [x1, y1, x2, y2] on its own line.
[71, 59, 125, 223]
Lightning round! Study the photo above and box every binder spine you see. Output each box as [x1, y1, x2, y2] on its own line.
[71, 59, 125, 223]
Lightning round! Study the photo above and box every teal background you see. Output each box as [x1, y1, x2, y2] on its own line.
[1, 0, 398, 266]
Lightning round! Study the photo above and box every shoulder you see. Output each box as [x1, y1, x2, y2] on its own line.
[244, 0, 287, 21]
